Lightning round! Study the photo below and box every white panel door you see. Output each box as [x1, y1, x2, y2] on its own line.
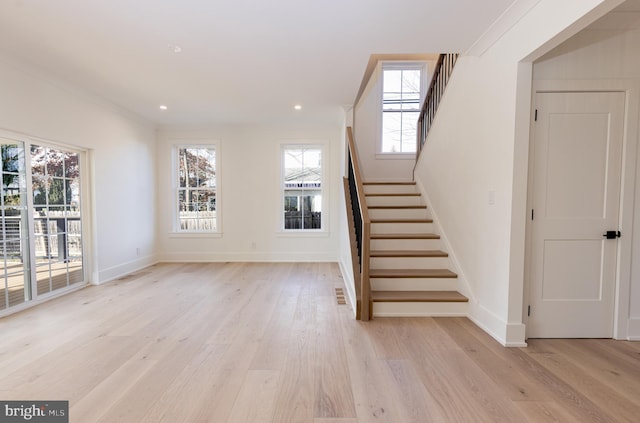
[528, 91, 624, 338]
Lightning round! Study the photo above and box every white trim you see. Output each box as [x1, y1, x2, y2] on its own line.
[168, 231, 223, 239]
[509, 62, 534, 343]
[159, 252, 338, 262]
[95, 255, 158, 284]
[275, 230, 329, 238]
[465, 0, 542, 56]
[88, 148, 99, 285]
[338, 255, 357, 317]
[468, 302, 528, 347]
[628, 318, 640, 341]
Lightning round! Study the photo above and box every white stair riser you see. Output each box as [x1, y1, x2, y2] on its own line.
[364, 185, 418, 195]
[371, 277, 457, 291]
[371, 222, 433, 234]
[372, 301, 468, 317]
[370, 256, 450, 269]
[366, 196, 424, 207]
[370, 238, 442, 250]
[368, 208, 430, 220]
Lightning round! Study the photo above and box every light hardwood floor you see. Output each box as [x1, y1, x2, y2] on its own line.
[1, 262, 639, 422]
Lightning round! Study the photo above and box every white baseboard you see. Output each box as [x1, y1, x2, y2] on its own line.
[338, 256, 358, 317]
[158, 251, 338, 263]
[96, 255, 158, 284]
[468, 302, 527, 347]
[627, 318, 640, 341]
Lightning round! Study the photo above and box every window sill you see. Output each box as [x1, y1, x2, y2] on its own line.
[276, 230, 329, 238]
[169, 232, 223, 239]
[375, 153, 416, 160]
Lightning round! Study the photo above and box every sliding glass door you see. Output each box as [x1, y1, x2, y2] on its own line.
[0, 138, 85, 312]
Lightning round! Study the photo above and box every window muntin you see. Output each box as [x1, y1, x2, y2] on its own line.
[176, 146, 218, 232]
[381, 64, 424, 153]
[282, 145, 322, 231]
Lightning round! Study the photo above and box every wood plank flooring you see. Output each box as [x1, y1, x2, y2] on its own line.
[0, 262, 639, 422]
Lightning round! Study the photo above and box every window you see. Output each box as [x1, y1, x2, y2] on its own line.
[381, 63, 425, 154]
[176, 145, 218, 232]
[282, 145, 323, 231]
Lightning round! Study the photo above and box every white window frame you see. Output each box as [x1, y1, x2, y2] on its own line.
[378, 61, 427, 158]
[172, 142, 221, 236]
[279, 142, 327, 234]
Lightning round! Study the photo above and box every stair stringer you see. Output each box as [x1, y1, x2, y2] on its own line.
[413, 177, 476, 308]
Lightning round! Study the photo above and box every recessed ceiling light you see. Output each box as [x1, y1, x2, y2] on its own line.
[294, 105, 302, 110]
[159, 105, 168, 110]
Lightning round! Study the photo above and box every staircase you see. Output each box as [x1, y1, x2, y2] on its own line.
[363, 181, 468, 317]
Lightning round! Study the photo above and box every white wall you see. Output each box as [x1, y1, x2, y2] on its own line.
[533, 26, 640, 339]
[353, 61, 435, 182]
[156, 123, 343, 262]
[0, 59, 157, 283]
[413, 0, 624, 346]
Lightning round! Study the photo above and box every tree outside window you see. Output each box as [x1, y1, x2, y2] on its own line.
[176, 146, 217, 232]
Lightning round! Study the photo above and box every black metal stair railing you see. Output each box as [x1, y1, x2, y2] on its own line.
[343, 127, 371, 320]
[416, 53, 459, 157]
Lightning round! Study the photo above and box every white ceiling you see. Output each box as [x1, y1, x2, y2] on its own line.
[0, 0, 524, 126]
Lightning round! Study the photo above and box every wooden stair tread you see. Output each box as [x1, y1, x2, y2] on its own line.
[368, 205, 427, 209]
[371, 218, 433, 223]
[370, 250, 448, 258]
[369, 268, 457, 278]
[364, 181, 416, 185]
[371, 233, 440, 240]
[372, 290, 468, 302]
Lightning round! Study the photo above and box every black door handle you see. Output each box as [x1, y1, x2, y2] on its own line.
[603, 230, 621, 239]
